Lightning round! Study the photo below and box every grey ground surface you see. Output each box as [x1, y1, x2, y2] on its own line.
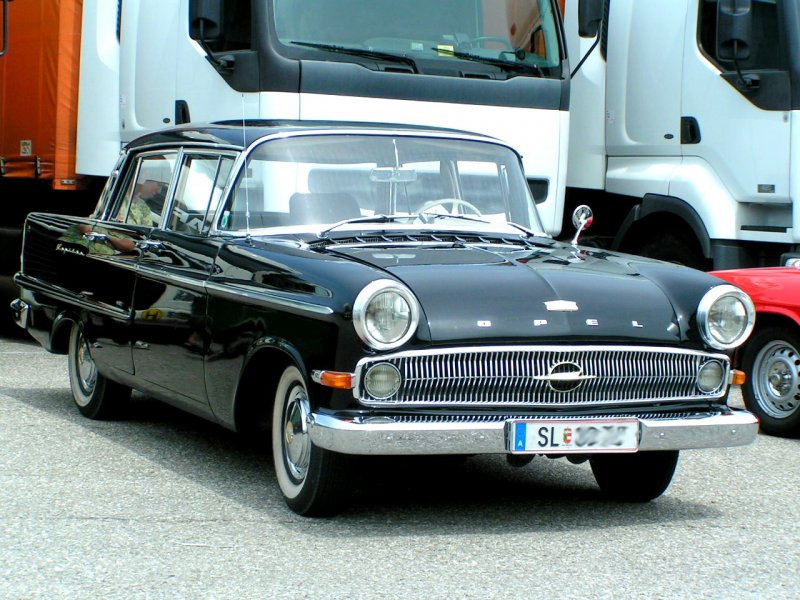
[1, 335, 798, 599]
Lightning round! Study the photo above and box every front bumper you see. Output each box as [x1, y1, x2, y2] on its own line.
[308, 410, 759, 455]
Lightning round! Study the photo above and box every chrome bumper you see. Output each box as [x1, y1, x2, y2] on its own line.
[308, 410, 759, 455]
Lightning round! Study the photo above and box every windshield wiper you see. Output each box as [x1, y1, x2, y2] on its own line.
[504, 221, 551, 240]
[290, 41, 418, 73]
[318, 214, 415, 238]
[433, 47, 542, 77]
[423, 213, 490, 224]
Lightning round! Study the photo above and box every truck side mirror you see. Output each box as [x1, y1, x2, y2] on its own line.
[189, 0, 225, 42]
[717, 0, 752, 62]
[578, 0, 604, 38]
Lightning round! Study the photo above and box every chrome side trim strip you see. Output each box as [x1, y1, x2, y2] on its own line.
[13, 274, 130, 321]
[308, 410, 759, 456]
[205, 281, 334, 316]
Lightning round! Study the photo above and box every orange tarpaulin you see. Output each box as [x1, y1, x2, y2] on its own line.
[0, 0, 83, 190]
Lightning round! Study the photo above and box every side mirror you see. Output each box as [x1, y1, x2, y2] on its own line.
[717, 0, 752, 62]
[189, 0, 224, 42]
[578, 0, 604, 38]
[570, 205, 594, 246]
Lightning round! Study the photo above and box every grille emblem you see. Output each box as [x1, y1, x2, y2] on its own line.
[534, 361, 597, 393]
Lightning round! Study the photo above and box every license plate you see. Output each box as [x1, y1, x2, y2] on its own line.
[507, 419, 640, 454]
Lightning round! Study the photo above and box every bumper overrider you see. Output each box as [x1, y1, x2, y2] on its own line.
[307, 409, 759, 455]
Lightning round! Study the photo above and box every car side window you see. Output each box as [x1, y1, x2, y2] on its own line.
[113, 153, 177, 227]
[169, 154, 235, 234]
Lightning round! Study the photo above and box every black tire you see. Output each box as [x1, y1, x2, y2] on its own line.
[67, 323, 131, 419]
[272, 366, 350, 517]
[741, 326, 800, 438]
[590, 450, 679, 502]
[637, 231, 707, 270]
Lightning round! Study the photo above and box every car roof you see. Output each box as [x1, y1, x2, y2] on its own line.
[126, 120, 501, 151]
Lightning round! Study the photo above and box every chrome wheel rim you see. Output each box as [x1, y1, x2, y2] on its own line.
[752, 340, 800, 419]
[75, 333, 97, 404]
[282, 384, 311, 482]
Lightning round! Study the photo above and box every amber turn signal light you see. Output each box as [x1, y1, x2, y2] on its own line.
[730, 369, 746, 386]
[312, 370, 354, 389]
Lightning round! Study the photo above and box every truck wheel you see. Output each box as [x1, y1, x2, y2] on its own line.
[637, 232, 707, 270]
[68, 323, 131, 419]
[741, 326, 800, 438]
[272, 366, 349, 516]
[590, 450, 679, 502]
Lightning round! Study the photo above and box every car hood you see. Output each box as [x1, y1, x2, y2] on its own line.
[331, 243, 714, 343]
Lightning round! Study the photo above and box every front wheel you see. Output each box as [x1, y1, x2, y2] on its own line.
[272, 366, 350, 516]
[741, 326, 800, 438]
[590, 450, 679, 502]
[67, 323, 131, 419]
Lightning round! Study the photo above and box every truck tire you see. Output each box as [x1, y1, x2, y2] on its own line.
[741, 326, 800, 438]
[637, 231, 707, 270]
[590, 450, 679, 502]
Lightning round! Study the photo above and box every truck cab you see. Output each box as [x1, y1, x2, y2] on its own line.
[565, 0, 800, 269]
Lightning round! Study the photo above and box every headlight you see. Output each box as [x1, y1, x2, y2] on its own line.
[697, 285, 755, 350]
[353, 279, 420, 350]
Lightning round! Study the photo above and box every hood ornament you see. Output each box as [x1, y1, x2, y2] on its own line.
[545, 300, 579, 312]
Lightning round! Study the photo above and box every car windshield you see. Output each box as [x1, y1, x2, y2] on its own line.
[218, 133, 546, 235]
[272, 0, 563, 77]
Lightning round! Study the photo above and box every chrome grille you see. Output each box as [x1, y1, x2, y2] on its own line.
[355, 346, 729, 408]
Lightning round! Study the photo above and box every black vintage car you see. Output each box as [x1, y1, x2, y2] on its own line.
[11, 122, 758, 516]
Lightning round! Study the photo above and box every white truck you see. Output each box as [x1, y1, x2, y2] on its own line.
[563, 0, 800, 269]
[0, 0, 575, 330]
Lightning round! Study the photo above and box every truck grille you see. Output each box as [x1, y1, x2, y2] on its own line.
[355, 346, 729, 408]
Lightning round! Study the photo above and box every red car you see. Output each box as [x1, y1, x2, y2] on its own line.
[713, 266, 800, 437]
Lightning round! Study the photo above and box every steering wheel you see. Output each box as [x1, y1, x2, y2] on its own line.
[418, 198, 483, 222]
[469, 36, 514, 51]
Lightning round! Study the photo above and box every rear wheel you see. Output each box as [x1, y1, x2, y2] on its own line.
[741, 326, 800, 438]
[68, 323, 131, 419]
[590, 450, 679, 502]
[272, 366, 350, 516]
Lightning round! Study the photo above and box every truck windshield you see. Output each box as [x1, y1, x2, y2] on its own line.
[272, 0, 563, 77]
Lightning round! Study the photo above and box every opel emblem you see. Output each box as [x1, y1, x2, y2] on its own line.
[541, 361, 597, 393]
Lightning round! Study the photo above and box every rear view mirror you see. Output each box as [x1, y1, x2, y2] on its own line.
[370, 168, 418, 183]
[578, 0, 604, 38]
[717, 0, 752, 62]
[189, 0, 224, 42]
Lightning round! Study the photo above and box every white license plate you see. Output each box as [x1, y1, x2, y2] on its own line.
[508, 419, 640, 454]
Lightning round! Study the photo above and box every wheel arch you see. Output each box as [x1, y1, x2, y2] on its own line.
[232, 340, 307, 436]
[50, 310, 80, 354]
[613, 194, 712, 260]
[733, 312, 800, 369]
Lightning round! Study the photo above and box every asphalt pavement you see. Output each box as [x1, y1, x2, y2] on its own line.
[1, 335, 798, 599]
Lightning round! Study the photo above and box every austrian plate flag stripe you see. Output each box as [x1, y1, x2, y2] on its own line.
[514, 422, 527, 451]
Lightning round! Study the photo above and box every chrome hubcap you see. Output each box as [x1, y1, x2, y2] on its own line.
[283, 385, 311, 482]
[753, 340, 800, 419]
[76, 334, 97, 399]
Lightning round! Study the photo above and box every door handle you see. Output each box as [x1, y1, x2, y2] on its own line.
[82, 231, 109, 243]
[134, 239, 163, 251]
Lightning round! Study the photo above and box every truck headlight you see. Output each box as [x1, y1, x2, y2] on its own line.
[697, 285, 755, 350]
[353, 279, 420, 350]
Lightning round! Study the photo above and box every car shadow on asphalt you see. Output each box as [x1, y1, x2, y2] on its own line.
[5, 386, 725, 533]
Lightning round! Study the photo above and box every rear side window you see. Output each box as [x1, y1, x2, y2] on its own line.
[113, 153, 178, 227]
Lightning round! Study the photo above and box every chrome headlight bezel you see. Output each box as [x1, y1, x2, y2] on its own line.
[353, 279, 420, 351]
[697, 284, 756, 350]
